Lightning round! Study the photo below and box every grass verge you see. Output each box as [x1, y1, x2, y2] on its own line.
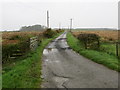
[100, 43, 116, 56]
[67, 32, 119, 72]
[2, 32, 63, 88]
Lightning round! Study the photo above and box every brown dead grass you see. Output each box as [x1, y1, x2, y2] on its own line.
[2, 31, 43, 45]
[72, 30, 119, 41]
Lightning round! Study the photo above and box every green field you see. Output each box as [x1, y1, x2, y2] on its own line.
[67, 32, 119, 71]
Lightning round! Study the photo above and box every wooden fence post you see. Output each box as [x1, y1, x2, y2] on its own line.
[116, 42, 118, 57]
[116, 42, 120, 58]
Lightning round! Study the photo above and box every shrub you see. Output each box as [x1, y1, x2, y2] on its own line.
[18, 40, 30, 53]
[56, 29, 62, 33]
[2, 44, 19, 63]
[9, 35, 22, 40]
[43, 28, 56, 38]
[2, 40, 30, 64]
[78, 33, 100, 50]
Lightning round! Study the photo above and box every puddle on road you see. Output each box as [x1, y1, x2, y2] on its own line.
[45, 59, 60, 63]
[43, 48, 58, 55]
[60, 47, 72, 50]
[58, 38, 67, 41]
[43, 47, 72, 56]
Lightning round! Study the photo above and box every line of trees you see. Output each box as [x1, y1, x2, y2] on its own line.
[20, 25, 47, 31]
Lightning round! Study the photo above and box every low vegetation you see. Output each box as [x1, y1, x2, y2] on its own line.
[43, 28, 56, 38]
[2, 29, 63, 88]
[77, 33, 100, 50]
[67, 32, 119, 71]
[2, 32, 43, 64]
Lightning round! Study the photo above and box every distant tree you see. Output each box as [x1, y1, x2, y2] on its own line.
[20, 24, 47, 31]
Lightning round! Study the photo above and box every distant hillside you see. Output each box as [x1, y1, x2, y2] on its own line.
[20, 25, 47, 31]
[74, 28, 117, 30]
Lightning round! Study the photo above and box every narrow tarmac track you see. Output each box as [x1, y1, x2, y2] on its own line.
[41, 32, 118, 88]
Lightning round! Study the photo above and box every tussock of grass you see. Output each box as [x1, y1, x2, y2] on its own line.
[2, 32, 62, 88]
[67, 32, 119, 71]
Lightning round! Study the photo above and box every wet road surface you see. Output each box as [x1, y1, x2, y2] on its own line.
[41, 32, 118, 88]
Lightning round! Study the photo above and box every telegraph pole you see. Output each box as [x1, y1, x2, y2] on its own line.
[59, 23, 61, 30]
[68, 26, 69, 30]
[47, 10, 49, 28]
[70, 18, 72, 32]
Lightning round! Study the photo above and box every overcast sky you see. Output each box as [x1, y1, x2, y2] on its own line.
[0, 0, 119, 31]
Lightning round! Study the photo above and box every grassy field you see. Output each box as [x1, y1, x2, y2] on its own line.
[67, 32, 119, 71]
[2, 31, 63, 88]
